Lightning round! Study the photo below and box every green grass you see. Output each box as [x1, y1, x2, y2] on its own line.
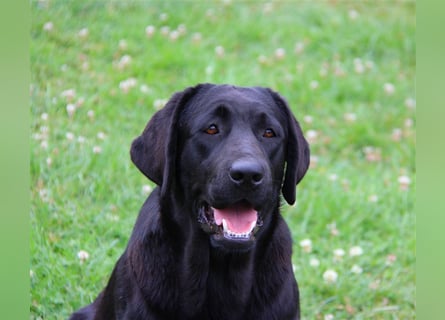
[30, 1, 415, 319]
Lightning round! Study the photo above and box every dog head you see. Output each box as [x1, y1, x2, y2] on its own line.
[131, 84, 309, 251]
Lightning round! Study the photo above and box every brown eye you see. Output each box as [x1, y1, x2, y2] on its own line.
[205, 124, 219, 135]
[263, 128, 276, 138]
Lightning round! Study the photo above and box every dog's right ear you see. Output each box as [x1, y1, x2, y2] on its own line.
[130, 84, 208, 187]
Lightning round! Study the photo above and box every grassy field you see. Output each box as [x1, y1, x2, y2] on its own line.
[30, 1, 415, 319]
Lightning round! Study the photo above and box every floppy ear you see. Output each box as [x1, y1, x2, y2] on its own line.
[267, 89, 310, 205]
[130, 84, 207, 196]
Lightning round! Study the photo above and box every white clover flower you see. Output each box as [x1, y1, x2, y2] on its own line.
[169, 30, 179, 41]
[309, 258, 320, 267]
[61, 88, 76, 101]
[107, 214, 119, 222]
[405, 97, 416, 109]
[305, 130, 318, 143]
[348, 9, 359, 20]
[77, 250, 89, 262]
[40, 140, 49, 149]
[263, 2, 273, 14]
[40, 126, 49, 134]
[177, 24, 186, 35]
[192, 32, 202, 44]
[327, 222, 339, 236]
[324, 314, 334, 320]
[205, 65, 214, 76]
[299, 239, 312, 253]
[153, 99, 167, 110]
[398, 175, 411, 190]
[309, 80, 319, 90]
[77, 136, 86, 144]
[275, 48, 286, 60]
[41, 113, 48, 121]
[97, 132, 106, 140]
[87, 110, 95, 120]
[303, 115, 313, 124]
[334, 65, 346, 77]
[142, 184, 153, 195]
[43, 21, 54, 32]
[93, 146, 102, 154]
[117, 55, 132, 69]
[323, 269, 338, 284]
[328, 174, 338, 182]
[383, 83, 395, 95]
[145, 25, 156, 37]
[66, 103, 76, 117]
[215, 46, 225, 57]
[333, 249, 345, 261]
[78, 28, 89, 39]
[351, 264, 363, 274]
[160, 26, 170, 36]
[404, 118, 414, 128]
[66, 132, 75, 141]
[363, 146, 382, 162]
[309, 155, 319, 168]
[349, 246, 363, 257]
[119, 78, 137, 93]
[140, 84, 151, 94]
[257, 55, 268, 64]
[46, 157, 52, 166]
[81, 61, 89, 71]
[33, 133, 42, 140]
[344, 112, 357, 122]
[76, 97, 84, 108]
[39, 188, 49, 201]
[386, 254, 397, 265]
[367, 194, 377, 203]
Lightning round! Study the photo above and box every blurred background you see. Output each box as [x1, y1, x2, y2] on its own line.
[30, 1, 415, 319]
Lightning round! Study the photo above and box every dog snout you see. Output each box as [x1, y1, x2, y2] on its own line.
[229, 159, 265, 187]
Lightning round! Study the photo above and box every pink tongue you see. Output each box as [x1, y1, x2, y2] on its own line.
[213, 204, 258, 233]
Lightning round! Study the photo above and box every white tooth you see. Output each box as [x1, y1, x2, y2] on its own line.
[248, 221, 257, 233]
[222, 219, 228, 232]
[221, 219, 257, 240]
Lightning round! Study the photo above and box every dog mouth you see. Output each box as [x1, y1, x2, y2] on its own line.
[197, 200, 263, 242]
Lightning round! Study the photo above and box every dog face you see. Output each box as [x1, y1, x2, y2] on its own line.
[131, 84, 309, 251]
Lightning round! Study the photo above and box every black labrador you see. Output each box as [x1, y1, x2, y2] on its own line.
[69, 84, 310, 320]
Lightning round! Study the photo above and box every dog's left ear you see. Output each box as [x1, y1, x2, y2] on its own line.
[267, 89, 310, 205]
[130, 84, 210, 198]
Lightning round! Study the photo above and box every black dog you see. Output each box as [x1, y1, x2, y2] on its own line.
[69, 84, 310, 320]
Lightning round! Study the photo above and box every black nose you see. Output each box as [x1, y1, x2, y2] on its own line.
[229, 160, 264, 186]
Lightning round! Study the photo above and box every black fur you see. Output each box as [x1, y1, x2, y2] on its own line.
[69, 84, 310, 320]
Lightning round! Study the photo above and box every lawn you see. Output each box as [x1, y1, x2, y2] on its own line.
[30, 1, 415, 319]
